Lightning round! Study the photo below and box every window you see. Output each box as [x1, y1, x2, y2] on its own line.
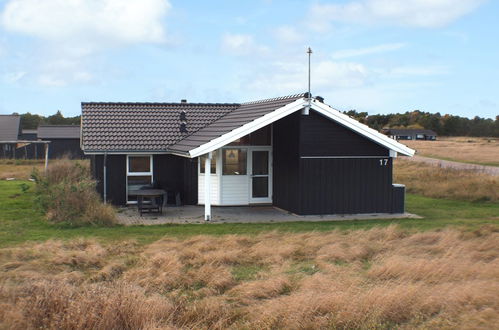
[223, 149, 247, 175]
[199, 150, 218, 174]
[127, 155, 153, 202]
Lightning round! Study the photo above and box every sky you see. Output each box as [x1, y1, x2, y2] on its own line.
[0, 0, 498, 119]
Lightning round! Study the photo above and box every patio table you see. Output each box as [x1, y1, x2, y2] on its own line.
[128, 189, 166, 216]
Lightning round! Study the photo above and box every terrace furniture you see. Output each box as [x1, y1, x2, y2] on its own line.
[129, 189, 166, 216]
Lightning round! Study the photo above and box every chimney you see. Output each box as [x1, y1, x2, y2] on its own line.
[180, 122, 187, 133]
[180, 110, 187, 133]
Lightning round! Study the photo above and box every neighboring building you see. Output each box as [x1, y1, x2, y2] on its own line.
[384, 129, 437, 141]
[81, 94, 415, 219]
[0, 115, 22, 158]
[37, 125, 84, 159]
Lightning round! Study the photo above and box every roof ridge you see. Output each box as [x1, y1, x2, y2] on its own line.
[241, 93, 307, 105]
[81, 101, 240, 106]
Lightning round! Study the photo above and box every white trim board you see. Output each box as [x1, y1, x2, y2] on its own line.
[188, 98, 414, 158]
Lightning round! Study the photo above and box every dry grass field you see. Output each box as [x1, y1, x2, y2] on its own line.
[394, 158, 499, 202]
[0, 159, 45, 180]
[404, 136, 499, 166]
[1, 226, 498, 329]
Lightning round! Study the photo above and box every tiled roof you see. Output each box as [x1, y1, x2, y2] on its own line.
[170, 94, 306, 154]
[0, 115, 21, 141]
[81, 102, 239, 152]
[81, 94, 305, 153]
[38, 125, 80, 139]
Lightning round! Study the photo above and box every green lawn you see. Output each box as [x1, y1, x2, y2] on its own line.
[0, 181, 498, 247]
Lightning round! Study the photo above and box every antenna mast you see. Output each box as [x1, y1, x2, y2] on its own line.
[303, 47, 313, 115]
[307, 47, 312, 98]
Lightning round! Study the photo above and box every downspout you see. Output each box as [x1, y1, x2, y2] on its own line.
[103, 152, 107, 204]
[204, 151, 212, 221]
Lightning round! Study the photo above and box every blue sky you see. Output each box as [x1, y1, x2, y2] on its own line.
[0, 0, 497, 119]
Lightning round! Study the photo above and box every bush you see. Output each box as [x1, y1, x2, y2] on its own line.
[32, 159, 116, 226]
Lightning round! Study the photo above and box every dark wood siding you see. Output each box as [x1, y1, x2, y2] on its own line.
[299, 157, 393, 215]
[272, 110, 397, 215]
[272, 113, 301, 214]
[106, 155, 127, 205]
[300, 111, 388, 157]
[91, 154, 198, 206]
[153, 155, 197, 205]
[91, 154, 127, 206]
[42, 138, 85, 159]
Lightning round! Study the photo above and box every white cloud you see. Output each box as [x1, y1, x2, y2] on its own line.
[0, 0, 171, 87]
[332, 43, 406, 59]
[2, 71, 26, 83]
[309, 0, 486, 30]
[1, 0, 171, 46]
[221, 33, 269, 56]
[272, 26, 304, 44]
[245, 60, 370, 94]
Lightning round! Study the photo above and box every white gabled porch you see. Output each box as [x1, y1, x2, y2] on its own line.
[197, 125, 273, 220]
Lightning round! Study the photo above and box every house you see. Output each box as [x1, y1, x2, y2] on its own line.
[384, 129, 437, 141]
[81, 94, 415, 219]
[37, 125, 84, 159]
[0, 115, 22, 158]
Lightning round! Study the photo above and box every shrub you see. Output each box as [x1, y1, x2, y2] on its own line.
[32, 159, 116, 226]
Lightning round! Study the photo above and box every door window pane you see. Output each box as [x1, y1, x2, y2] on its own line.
[252, 151, 269, 175]
[252, 177, 269, 198]
[223, 149, 247, 175]
[129, 156, 150, 173]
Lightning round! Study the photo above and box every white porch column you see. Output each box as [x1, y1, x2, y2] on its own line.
[204, 152, 212, 221]
[44, 143, 49, 173]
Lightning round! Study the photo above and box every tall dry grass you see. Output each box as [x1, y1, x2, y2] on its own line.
[32, 158, 116, 226]
[0, 159, 45, 180]
[404, 136, 499, 166]
[394, 158, 499, 202]
[1, 226, 498, 329]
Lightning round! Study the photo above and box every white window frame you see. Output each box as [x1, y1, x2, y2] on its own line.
[126, 155, 153, 204]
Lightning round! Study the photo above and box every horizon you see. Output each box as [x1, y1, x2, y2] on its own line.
[1, 0, 498, 120]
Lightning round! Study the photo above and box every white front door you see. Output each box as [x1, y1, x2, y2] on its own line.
[249, 149, 272, 203]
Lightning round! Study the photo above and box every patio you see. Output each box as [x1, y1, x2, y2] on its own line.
[116, 205, 420, 225]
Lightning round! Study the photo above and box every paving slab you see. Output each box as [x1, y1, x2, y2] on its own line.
[116, 205, 421, 226]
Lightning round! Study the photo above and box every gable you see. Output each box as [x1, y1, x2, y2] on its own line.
[0, 115, 21, 141]
[300, 111, 388, 157]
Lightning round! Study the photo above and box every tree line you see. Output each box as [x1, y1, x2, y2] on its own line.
[344, 110, 499, 137]
[17, 111, 80, 129]
[14, 109, 499, 137]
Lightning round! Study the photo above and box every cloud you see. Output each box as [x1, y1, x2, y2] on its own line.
[2, 71, 26, 83]
[1, 0, 171, 46]
[245, 60, 370, 94]
[221, 33, 269, 56]
[309, 0, 486, 31]
[332, 43, 406, 59]
[272, 26, 304, 44]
